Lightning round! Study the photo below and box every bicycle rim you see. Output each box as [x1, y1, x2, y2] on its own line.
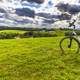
[60, 37, 80, 54]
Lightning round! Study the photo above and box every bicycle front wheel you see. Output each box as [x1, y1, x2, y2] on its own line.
[60, 37, 80, 54]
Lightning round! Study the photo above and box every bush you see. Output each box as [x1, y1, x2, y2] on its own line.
[0, 32, 21, 39]
[23, 31, 57, 37]
[65, 30, 80, 36]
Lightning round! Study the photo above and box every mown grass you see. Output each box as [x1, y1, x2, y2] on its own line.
[0, 37, 80, 80]
[0, 30, 26, 34]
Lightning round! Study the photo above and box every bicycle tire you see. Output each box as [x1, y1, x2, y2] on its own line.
[60, 36, 80, 54]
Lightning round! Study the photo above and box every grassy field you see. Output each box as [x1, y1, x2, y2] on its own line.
[0, 30, 26, 34]
[0, 37, 80, 80]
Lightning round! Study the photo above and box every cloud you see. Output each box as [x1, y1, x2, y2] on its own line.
[55, 3, 80, 14]
[25, 0, 45, 4]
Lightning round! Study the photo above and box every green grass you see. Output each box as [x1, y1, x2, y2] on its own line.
[0, 30, 26, 34]
[0, 37, 80, 80]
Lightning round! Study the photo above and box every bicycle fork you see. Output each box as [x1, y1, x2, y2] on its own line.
[68, 37, 72, 48]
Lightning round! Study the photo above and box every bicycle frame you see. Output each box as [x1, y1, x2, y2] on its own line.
[68, 25, 80, 48]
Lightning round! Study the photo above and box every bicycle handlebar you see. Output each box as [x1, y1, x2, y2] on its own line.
[68, 19, 76, 28]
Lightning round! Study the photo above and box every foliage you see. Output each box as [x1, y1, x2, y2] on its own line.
[0, 30, 26, 39]
[0, 29, 79, 39]
[65, 30, 80, 36]
[23, 31, 57, 37]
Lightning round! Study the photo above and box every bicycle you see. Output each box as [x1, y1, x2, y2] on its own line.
[59, 19, 80, 54]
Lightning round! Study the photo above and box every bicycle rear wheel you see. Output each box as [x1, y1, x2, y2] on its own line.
[60, 37, 80, 54]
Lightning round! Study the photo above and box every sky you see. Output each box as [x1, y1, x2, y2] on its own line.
[27, 0, 80, 13]
[22, 0, 80, 11]
[0, 0, 80, 11]
[0, 0, 79, 26]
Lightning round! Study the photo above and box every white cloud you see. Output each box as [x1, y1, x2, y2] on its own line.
[0, 0, 80, 12]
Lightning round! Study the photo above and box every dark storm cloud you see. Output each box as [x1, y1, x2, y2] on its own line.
[15, 8, 35, 18]
[22, 0, 45, 4]
[55, 3, 80, 14]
